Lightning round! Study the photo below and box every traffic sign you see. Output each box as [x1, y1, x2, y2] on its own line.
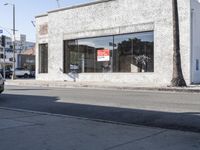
[0, 30, 3, 34]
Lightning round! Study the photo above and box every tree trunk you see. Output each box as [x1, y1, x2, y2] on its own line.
[171, 0, 187, 87]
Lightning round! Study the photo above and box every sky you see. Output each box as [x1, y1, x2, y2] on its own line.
[0, 0, 93, 42]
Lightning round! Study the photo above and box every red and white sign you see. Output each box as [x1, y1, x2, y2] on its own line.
[97, 49, 110, 62]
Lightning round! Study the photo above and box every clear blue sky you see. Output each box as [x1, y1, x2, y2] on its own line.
[0, 0, 92, 42]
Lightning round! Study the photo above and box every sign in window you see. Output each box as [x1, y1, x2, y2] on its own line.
[64, 31, 154, 73]
[97, 49, 110, 62]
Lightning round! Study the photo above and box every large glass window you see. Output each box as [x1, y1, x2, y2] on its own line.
[63, 40, 78, 73]
[63, 31, 154, 73]
[39, 43, 48, 73]
[114, 32, 154, 72]
[78, 36, 113, 73]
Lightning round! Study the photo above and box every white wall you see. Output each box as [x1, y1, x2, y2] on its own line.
[35, 15, 48, 80]
[191, 0, 200, 83]
[36, 0, 191, 86]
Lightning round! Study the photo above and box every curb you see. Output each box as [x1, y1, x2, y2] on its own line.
[5, 80, 200, 93]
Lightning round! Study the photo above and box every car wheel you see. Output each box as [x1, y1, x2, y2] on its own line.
[24, 74, 29, 78]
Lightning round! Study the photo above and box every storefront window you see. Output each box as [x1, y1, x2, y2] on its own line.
[64, 31, 154, 73]
[39, 43, 48, 73]
[114, 32, 154, 72]
[63, 40, 78, 73]
[78, 36, 113, 73]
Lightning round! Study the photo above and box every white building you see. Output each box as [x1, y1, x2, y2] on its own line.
[0, 34, 35, 70]
[35, 0, 200, 86]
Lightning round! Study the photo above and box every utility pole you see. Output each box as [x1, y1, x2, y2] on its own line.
[56, 0, 60, 8]
[3, 46, 5, 79]
[13, 4, 16, 80]
[4, 3, 16, 80]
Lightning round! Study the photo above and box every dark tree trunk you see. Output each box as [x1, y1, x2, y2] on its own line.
[171, 0, 187, 87]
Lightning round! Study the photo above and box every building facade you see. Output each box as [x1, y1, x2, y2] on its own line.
[35, 0, 200, 86]
[0, 34, 35, 70]
[17, 47, 35, 71]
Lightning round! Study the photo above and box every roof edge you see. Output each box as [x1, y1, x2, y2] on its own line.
[35, 0, 115, 18]
[35, 13, 48, 18]
[48, 0, 115, 14]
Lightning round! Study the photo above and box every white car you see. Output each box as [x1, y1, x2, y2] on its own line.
[13, 68, 31, 78]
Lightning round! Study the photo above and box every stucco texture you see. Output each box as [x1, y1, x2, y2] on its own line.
[36, 0, 191, 86]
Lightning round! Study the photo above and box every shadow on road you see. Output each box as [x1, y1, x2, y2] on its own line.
[0, 93, 200, 133]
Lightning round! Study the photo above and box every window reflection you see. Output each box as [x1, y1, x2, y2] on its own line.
[78, 36, 113, 73]
[39, 43, 48, 73]
[63, 31, 154, 73]
[114, 32, 154, 72]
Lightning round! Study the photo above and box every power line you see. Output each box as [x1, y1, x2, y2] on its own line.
[0, 25, 12, 36]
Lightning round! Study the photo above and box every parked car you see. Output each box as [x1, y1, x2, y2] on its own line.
[0, 74, 4, 94]
[11, 68, 31, 78]
[0, 69, 12, 78]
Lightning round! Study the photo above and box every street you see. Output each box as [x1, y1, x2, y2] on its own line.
[1, 85, 200, 132]
[1, 0, 200, 149]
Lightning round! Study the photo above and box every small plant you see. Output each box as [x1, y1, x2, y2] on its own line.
[135, 55, 151, 72]
[135, 55, 151, 65]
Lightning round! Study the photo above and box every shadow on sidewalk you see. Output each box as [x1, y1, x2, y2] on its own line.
[0, 93, 200, 133]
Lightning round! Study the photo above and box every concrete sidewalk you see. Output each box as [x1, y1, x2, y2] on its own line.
[5, 79, 200, 93]
[0, 107, 200, 150]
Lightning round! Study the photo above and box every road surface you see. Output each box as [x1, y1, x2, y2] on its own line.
[1, 85, 200, 132]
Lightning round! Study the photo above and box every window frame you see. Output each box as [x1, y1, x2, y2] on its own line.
[63, 31, 154, 74]
[39, 43, 48, 74]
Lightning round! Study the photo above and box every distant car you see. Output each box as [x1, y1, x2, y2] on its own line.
[0, 74, 4, 94]
[0, 69, 12, 78]
[11, 68, 31, 78]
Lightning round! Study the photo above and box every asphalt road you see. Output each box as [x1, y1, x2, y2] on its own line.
[1, 85, 200, 132]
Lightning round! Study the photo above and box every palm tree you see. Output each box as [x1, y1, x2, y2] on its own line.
[171, 0, 187, 87]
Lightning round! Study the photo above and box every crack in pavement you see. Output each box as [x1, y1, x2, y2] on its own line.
[0, 123, 42, 131]
[0, 114, 43, 120]
[104, 130, 168, 150]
